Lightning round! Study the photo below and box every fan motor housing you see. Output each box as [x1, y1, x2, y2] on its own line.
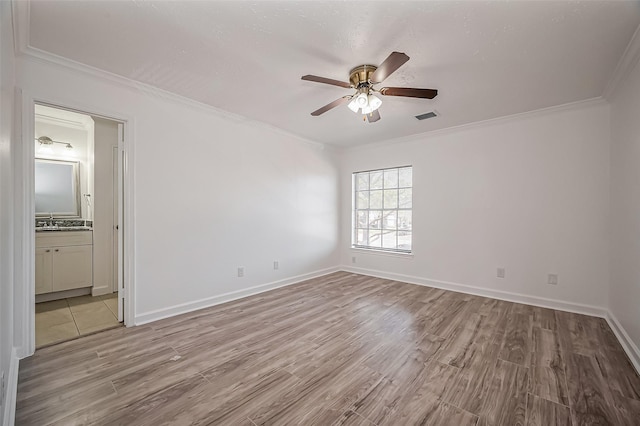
[349, 65, 377, 88]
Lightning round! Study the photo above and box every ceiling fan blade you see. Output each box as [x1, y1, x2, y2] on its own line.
[310, 96, 351, 116]
[379, 87, 438, 99]
[371, 52, 410, 83]
[367, 110, 381, 123]
[301, 75, 351, 88]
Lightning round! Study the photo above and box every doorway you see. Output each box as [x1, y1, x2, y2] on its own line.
[33, 104, 125, 348]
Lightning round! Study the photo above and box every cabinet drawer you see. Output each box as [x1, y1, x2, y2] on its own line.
[36, 231, 93, 248]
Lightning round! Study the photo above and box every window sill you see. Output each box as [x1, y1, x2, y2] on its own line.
[350, 247, 414, 258]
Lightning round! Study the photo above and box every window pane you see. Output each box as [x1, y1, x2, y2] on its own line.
[368, 210, 382, 229]
[352, 166, 412, 253]
[355, 173, 369, 191]
[356, 229, 368, 245]
[399, 167, 412, 187]
[382, 210, 397, 229]
[369, 230, 382, 247]
[369, 190, 383, 209]
[356, 210, 368, 228]
[383, 189, 398, 209]
[384, 169, 398, 188]
[399, 188, 412, 208]
[382, 230, 397, 249]
[398, 231, 411, 251]
[398, 210, 412, 230]
[356, 191, 369, 209]
[370, 171, 383, 189]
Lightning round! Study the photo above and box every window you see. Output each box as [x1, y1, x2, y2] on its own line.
[353, 166, 412, 253]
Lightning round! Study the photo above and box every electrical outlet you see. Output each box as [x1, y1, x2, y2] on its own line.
[273, 261, 279, 270]
[352, 256, 356, 264]
[237, 267, 244, 277]
[548, 274, 558, 285]
[497, 267, 506, 278]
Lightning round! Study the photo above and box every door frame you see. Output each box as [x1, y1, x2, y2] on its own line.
[18, 90, 136, 357]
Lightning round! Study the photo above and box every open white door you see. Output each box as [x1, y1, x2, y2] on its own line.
[117, 122, 125, 322]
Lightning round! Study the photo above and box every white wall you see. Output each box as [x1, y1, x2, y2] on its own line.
[92, 116, 118, 295]
[609, 55, 640, 354]
[0, 1, 16, 423]
[16, 55, 340, 322]
[340, 101, 611, 310]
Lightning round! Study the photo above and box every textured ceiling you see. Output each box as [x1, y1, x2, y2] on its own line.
[28, 1, 640, 147]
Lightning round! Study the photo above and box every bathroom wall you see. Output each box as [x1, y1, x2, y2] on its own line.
[92, 117, 119, 295]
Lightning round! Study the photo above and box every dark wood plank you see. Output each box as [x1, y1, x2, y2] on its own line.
[565, 352, 621, 425]
[499, 312, 532, 366]
[442, 342, 501, 415]
[594, 349, 640, 401]
[525, 393, 572, 426]
[479, 359, 528, 426]
[528, 327, 569, 406]
[612, 392, 640, 426]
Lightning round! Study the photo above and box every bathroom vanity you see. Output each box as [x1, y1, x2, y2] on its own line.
[35, 229, 93, 295]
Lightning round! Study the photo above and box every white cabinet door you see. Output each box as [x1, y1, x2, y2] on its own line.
[35, 248, 53, 295]
[52, 245, 93, 292]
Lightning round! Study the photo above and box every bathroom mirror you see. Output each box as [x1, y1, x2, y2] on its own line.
[35, 158, 81, 218]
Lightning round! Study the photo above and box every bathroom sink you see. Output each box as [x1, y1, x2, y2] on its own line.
[36, 226, 59, 231]
[36, 226, 92, 232]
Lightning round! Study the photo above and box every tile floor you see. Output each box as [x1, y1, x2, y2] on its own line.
[35, 293, 121, 348]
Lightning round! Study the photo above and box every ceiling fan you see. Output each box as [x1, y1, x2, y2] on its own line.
[301, 51, 438, 123]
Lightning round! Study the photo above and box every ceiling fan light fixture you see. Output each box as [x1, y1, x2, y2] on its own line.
[303, 51, 436, 122]
[355, 93, 368, 107]
[347, 97, 360, 113]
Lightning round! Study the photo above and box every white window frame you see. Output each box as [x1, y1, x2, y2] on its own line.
[352, 166, 412, 254]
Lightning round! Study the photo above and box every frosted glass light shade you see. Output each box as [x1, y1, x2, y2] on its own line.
[368, 94, 382, 110]
[355, 93, 368, 107]
[347, 97, 360, 113]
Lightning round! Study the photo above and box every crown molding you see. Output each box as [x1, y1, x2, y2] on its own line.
[13, 0, 323, 151]
[10, 0, 29, 56]
[22, 45, 325, 149]
[344, 96, 608, 152]
[603, 23, 640, 100]
[35, 113, 92, 131]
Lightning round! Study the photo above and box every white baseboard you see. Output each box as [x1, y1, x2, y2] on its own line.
[35, 287, 91, 303]
[605, 312, 640, 375]
[340, 266, 608, 318]
[91, 285, 112, 297]
[2, 348, 19, 426]
[134, 267, 340, 325]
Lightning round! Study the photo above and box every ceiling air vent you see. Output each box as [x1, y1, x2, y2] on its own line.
[415, 111, 437, 120]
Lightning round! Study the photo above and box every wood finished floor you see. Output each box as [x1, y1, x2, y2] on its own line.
[16, 272, 640, 425]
